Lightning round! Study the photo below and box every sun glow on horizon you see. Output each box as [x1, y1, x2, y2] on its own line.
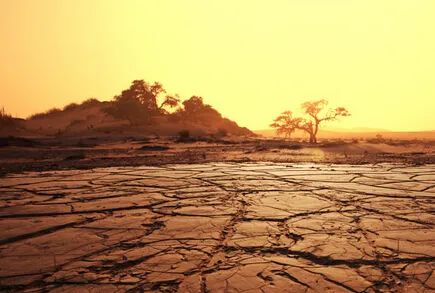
[1, 0, 435, 131]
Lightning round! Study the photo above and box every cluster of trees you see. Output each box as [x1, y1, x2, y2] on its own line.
[20, 79, 251, 136]
[103, 80, 179, 124]
[270, 99, 350, 143]
[104, 80, 226, 126]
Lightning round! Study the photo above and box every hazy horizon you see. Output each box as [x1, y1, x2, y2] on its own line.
[1, 0, 435, 131]
[255, 126, 435, 133]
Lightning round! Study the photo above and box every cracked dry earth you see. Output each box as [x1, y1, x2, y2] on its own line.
[0, 163, 434, 292]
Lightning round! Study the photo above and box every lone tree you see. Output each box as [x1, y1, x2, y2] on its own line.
[270, 99, 350, 143]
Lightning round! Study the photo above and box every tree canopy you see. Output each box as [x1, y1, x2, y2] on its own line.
[269, 111, 302, 139]
[270, 99, 350, 143]
[104, 80, 180, 124]
[103, 81, 235, 132]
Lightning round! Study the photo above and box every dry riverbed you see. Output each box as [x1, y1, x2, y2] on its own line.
[0, 163, 434, 292]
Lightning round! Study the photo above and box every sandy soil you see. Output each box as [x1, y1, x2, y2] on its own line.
[1, 137, 434, 176]
[0, 163, 434, 292]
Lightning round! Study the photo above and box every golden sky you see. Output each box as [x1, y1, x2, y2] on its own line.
[1, 0, 434, 131]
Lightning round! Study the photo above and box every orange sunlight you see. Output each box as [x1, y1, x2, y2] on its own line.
[1, 0, 434, 131]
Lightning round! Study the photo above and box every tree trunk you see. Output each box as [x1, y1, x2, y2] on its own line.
[312, 121, 319, 144]
[309, 133, 317, 144]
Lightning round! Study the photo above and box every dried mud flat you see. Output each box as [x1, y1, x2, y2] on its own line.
[0, 163, 434, 292]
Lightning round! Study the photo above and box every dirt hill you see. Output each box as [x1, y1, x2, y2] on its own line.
[2, 98, 253, 138]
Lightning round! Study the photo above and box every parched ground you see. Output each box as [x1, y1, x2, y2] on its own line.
[1, 138, 434, 176]
[0, 163, 434, 292]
